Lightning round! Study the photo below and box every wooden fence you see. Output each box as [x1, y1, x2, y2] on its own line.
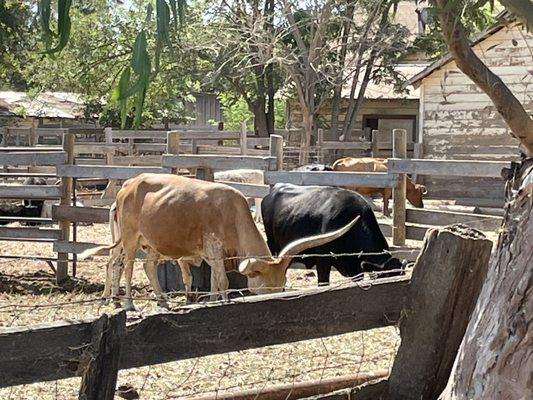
[0, 223, 494, 400]
[0, 128, 509, 282]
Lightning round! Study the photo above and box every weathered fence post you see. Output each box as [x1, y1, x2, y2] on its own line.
[371, 129, 379, 158]
[316, 129, 324, 163]
[392, 129, 406, 246]
[57, 132, 74, 283]
[29, 120, 37, 146]
[270, 134, 284, 171]
[387, 225, 492, 400]
[240, 122, 248, 155]
[79, 310, 126, 400]
[100, 127, 119, 199]
[166, 130, 180, 174]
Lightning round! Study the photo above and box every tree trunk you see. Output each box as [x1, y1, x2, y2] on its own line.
[253, 99, 269, 137]
[299, 110, 313, 165]
[439, 159, 533, 399]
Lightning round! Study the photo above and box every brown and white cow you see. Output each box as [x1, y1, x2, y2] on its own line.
[81, 174, 358, 310]
[332, 157, 427, 217]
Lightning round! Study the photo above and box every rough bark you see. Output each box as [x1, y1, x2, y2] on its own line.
[439, 159, 533, 399]
[436, 0, 533, 156]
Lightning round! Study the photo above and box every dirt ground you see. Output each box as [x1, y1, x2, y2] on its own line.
[0, 222, 402, 400]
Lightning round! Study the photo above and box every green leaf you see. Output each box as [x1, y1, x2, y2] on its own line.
[155, 0, 171, 70]
[131, 31, 150, 75]
[111, 67, 132, 128]
[38, 0, 54, 51]
[134, 87, 147, 128]
[47, 0, 72, 54]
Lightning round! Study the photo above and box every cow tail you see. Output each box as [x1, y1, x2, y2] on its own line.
[79, 239, 121, 260]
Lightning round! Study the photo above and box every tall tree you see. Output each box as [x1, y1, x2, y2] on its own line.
[275, 0, 409, 162]
[206, 0, 281, 136]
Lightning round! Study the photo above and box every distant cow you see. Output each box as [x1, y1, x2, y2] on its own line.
[332, 157, 427, 217]
[0, 177, 48, 226]
[293, 164, 333, 172]
[214, 169, 264, 222]
[262, 183, 403, 285]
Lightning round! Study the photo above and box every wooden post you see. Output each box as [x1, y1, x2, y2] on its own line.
[371, 129, 379, 158]
[29, 120, 38, 146]
[166, 131, 180, 174]
[317, 128, 324, 162]
[101, 128, 117, 199]
[104, 127, 114, 165]
[240, 122, 248, 155]
[79, 310, 126, 400]
[57, 132, 75, 283]
[269, 134, 283, 171]
[387, 225, 492, 400]
[0, 126, 6, 147]
[392, 129, 406, 246]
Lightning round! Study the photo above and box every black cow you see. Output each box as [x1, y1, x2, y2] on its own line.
[262, 183, 402, 284]
[0, 177, 47, 226]
[293, 164, 333, 172]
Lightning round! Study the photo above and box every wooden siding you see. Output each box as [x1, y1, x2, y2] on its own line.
[419, 21, 531, 199]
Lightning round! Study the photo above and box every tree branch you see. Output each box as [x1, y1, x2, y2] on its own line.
[436, 0, 533, 156]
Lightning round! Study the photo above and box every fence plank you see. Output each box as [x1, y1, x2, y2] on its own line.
[52, 205, 109, 224]
[162, 154, 276, 170]
[406, 208, 502, 230]
[387, 159, 510, 178]
[179, 131, 240, 140]
[0, 185, 62, 199]
[265, 171, 398, 188]
[121, 276, 409, 369]
[0, 152, 66, 166]
[0, 319, 94, 387]
[215, 181, 270, 198]
[56, 165, 170, 180]
[111, 130, 167, 139]
[0, 276, 409, 387]
[0, 227, 62, 240]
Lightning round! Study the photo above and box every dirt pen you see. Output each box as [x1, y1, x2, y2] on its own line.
[0, 127, 509, 399]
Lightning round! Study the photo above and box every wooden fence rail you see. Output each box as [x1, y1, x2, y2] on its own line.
[0, 275, 409, 388]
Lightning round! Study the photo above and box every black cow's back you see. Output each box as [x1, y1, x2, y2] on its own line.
[262, 183, 397, 280]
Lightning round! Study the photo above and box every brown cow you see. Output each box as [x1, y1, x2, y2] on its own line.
[332, 157, 427, 217]
[81, 174, 358, 310]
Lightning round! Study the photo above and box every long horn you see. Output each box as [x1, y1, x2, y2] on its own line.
[278, 216, 360, 259]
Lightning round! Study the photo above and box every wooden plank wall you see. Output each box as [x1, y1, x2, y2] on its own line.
[419, 22, 529, 200]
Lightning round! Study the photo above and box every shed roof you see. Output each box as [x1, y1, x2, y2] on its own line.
[405, 11, 512, 88]
[0, 91, 87, 119]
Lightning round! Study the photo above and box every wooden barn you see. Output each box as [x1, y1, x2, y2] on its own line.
[405, 14, 531, 205]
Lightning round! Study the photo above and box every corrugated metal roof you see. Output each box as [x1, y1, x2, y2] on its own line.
[0, 91, 87, 119]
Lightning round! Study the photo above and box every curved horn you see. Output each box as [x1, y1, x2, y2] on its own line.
[278, 216, 360, 258]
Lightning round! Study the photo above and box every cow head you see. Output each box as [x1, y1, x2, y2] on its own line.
[406, 180, 428, 208]
[239, 216, 360, 294]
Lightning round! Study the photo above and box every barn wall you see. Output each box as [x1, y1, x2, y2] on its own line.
[420, 21, 531, 201]
[288, 98, 419, 139]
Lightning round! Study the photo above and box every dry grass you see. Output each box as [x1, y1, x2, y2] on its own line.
[0, 222, 401, 400]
